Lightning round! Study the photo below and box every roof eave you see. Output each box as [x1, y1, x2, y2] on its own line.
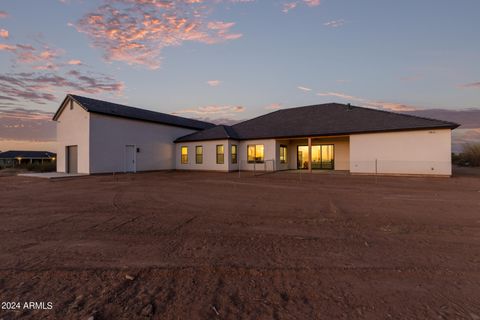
[175, 125, 459, 143]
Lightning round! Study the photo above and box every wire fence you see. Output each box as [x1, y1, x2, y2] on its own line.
[237, 159, 453, 178]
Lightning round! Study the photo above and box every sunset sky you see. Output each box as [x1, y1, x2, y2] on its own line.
[0, 0, 479, 152]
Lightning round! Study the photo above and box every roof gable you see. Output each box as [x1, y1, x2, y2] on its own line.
[53, 94, 215, 131]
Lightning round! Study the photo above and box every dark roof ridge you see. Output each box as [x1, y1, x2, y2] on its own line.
[53, 94, 215, 130]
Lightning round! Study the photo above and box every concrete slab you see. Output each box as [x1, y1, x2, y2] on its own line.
[18, 172, 88, 179]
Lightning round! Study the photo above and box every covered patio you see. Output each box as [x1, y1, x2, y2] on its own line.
[275, 135, 350, 172]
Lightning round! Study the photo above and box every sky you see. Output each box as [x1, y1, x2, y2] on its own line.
[0, 0, 479, 152]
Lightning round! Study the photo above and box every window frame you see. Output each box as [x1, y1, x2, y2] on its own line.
[181, 146, 188, 164]
[280, 145, 287, 164]
[195, 145, 203, 164]
[231, 144, 238, 164]
[216, 145, 224, 164]
[247, 144, 265, 163]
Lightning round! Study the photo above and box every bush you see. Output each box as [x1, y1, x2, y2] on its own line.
[453, 143, 480, 167]
[462, 143, 480, 167]
[25, 161, 56, 172]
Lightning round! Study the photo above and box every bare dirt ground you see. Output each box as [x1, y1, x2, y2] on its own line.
[0, 171, 479, 320]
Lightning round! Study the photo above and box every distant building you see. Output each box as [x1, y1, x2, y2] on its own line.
[0, 151, 56, 168]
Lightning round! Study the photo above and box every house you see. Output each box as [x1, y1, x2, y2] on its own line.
[53, 94, 459, 176]
[0, 150, 56, 168]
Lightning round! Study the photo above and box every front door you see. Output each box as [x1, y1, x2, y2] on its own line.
[125, 145, 136, 173]
[66, 145, 78, 174]
[297, 144, 334, 170]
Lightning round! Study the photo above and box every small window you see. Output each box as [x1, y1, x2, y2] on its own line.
[196, 146, 203, 164]
[280, 145, 287, 164]
[231, 145, 237, 164]
[69, 100, 74, 110]
[247, 144, 264, 163]
[181, 146, 188, 164]
[216, 145, 224, 164]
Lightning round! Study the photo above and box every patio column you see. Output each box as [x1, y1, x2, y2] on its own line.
[308, 137, 312, 172]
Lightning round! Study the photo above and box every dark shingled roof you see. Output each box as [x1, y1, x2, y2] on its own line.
[175, 125, 240, 142]
[53, 95, 215, 131]
[175, 103, 459, 142]
[0, 150, 56, 159]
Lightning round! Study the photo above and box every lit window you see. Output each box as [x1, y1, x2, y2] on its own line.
[280, 145, 287, 164]
[247, 144, 264, 163]
[181, 146, 188, 164]
[231, 145, 237, 164]
[216, 145, 224, 164]
[196, 146, 203, 164]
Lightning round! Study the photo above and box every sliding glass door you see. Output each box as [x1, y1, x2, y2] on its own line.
[297, 144, 334, 170]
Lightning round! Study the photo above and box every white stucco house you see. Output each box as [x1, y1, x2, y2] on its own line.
[53, 94, 459, 176]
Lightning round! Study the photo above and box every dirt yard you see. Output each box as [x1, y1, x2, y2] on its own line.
[0, 171, 479, 320]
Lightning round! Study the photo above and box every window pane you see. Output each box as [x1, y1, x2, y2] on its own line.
[181, 146, 188, 164]
[216, 145, 224, 164]
[247, 145, 255, 163]
[196, 146, 203, 164]
[280, 145, 287, 163]
[231, 145, 237, 164]
[255, 145, 264, 162]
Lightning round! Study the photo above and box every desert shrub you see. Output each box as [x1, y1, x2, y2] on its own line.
[461, 143, 480, 167]
[25, 161, 56, 172]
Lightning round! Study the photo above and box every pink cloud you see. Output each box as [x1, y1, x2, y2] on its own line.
[207, 80, 221, 87]
[0, 28, 8, 39]
[304, 0, 320, 6]
[265, 103, 282, 110]
[67, 59, 83, 65]
[73, 1, 244, 69]
[316, 91, 418, 111]
[460, 82, 480, 89]
[283, 0, 320, 13]
[0, 40, 124, 105]
[283, 2, 297, 13]
[173, 105, 245, 117]
[0, 11, 8, 19]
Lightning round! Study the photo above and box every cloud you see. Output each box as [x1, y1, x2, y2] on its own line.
[0, 42, 63, 69]
[323, 19, 346, 28]
[0, 71, 124, 105]
[283, 0, 320, 13]
[460, 82, 480, 89]
[73, 1, 244, 69]
[0, 28, 8, 39]
[283, 2, 297, 13]
[265, 103, 282, 110]
[304, 0, 320, 6]
[316, 91, 418, 111]
[173, 105, 245, 118]
[0, 108, 56, 142]
[0, 11, 8, 19]
[297, 86, 312, 91]
[207, 80, 221, 87]
[67, 59, 82, 65]
[0, 41, 124, 105]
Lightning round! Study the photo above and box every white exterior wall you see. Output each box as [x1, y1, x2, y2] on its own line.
[56, 100, 90, 173]
[350, 129, 452, 175]
[89, 113, 196, 173]
[175, 139, 237, 171]
[238, 139, 277, 171]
